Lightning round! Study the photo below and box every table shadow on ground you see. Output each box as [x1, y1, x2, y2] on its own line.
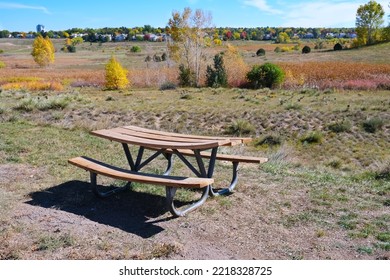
[25, 180, 188, 238]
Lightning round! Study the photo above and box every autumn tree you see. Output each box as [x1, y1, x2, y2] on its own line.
[223, 44, 248, 88]
[356, 0, 385, 45]
[167, 7, 212, 87]
[276, 32, 290, 43]
[31, 35, 55, 67]
[105, 56, 130, 90]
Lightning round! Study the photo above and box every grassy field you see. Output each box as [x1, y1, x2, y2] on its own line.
[0, 38, 389, 260]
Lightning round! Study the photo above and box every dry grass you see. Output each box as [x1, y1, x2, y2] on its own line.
[1, 39, 389, 90]
[279, 61, 390, 90]
[0, 38, 389, 260]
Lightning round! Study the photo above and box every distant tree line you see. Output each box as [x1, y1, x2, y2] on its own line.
[0, 26, 359, 41]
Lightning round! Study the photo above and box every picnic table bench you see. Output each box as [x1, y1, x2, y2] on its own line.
[68, 125, 268, 217]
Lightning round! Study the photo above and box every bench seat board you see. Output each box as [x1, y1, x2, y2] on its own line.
[146, 147, 268, 164]
[68, 157, 213, 189]
[172, 149, 269, 163]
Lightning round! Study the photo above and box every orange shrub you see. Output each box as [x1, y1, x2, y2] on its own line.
[1, 80, 64, 91]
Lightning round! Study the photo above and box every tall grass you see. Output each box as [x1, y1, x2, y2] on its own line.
[280, 62, 390, 90]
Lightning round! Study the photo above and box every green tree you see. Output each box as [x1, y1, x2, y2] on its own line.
[31, 35, 55, 67]
[356, 0, 385, 45]
[246, 63, 285, 89]
[206, 53, 228, 88]
[0, 30, 10, 38]
[167, 7, 212, 87]
[105, 56, 129, 90]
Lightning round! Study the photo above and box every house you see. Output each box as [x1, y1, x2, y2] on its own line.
[115, 34, 128, 41]
[303, 33, 314, 39]
[99, 34, 112, 42]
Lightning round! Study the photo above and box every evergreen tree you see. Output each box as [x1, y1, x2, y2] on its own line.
[206, 53, 228, 88]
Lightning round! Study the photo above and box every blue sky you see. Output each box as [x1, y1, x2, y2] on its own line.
[0, 0, 389, 32]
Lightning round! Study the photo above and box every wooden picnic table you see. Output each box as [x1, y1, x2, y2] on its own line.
[68, 125, 268, 217]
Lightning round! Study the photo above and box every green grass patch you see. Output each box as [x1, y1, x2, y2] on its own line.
[376, 232, 390, 242]
[36, 233, 75, 251]
[338, 213, 358, 230]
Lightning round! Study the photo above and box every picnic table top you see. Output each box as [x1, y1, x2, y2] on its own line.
[90, 125, 252, 150]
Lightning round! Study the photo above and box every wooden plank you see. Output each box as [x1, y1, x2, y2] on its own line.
[169, 149, 269, 163]
[111, 127, 217, 143]
[68, 157, 213, 189]
[90, 129, 230, 150]
[122, 125, 252, 145]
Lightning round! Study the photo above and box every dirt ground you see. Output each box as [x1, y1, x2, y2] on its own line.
[1, 161, 388, 260]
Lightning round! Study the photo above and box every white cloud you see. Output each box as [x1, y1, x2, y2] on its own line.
[282, 0, 390, 28]
[243, 0, 390, 27]
[281, 1, 359, 27]
[0, 2, 51, 14]
[243, 0, 283, 15]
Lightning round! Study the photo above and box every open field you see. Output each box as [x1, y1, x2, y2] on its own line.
[0, 39, 389, 260]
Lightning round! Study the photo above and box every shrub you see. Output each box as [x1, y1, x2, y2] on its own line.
[225, 119, 255, 136]
[328, 119, 352, 133]
[159, 81, 177, 91]
[14, 96, 70, 111]
[14, 98, 36, 112]
[300, 131, 323, 144]
[36, 96, 70, 111]
[281, 46, 292, 52]
[327, 158, 342, 169]
[0, 61, 5, 68]
[255, 134, 282, 147]
[302, 45, 311, 54]
[246, 63, 285, 89]
[334, 43, 343, 51]
[373, 161, 390, 180]
[153, 54, 162, 62]
[314, 40, 325, 49]
[105, 56, 130, 90]
[178, 64, 195, 87]
[67, 45, 76, 53]
[285, 103, 302, 110]
[256, 48, 266, 56]
[161, 52, 167, 61]
[206, 53, 228, 88]
[130, 45, 141, 53]
[274, 47, 281, 53]
[362, 117, 384, 133]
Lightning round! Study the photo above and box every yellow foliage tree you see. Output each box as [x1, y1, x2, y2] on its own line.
[223, 44, 249, 87]
[31, 35, 55, 67]
[105, 56, 130, 90]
